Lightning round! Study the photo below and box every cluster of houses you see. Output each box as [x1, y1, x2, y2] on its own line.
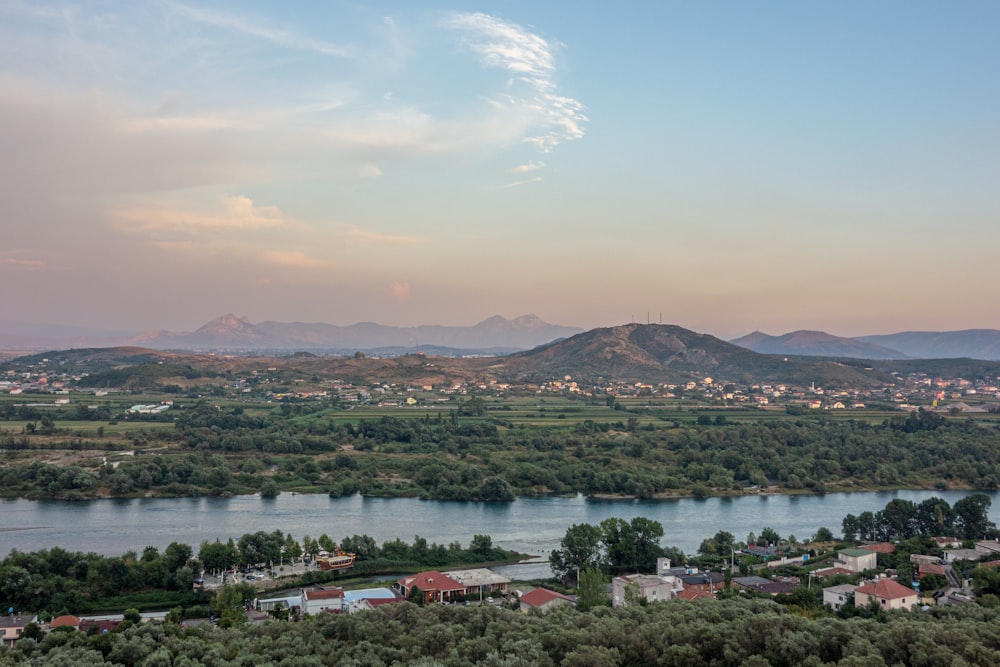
[253, 568, 575, 618]
[1, 611, 168, 647]
[7, 540, 1000, 648]
[6, 354, 1000, 416]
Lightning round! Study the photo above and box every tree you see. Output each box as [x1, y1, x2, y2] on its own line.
[550, 523, 603, 584]
[479, 476, 515, 502]
[213, 582, 254, 627]
[282, 534, 302, 562]
[317, 534, 337, 553]
[857, 511, 877, 542]
[699, 530, 734, 557]
[759, 527, 780, 546]
[599, 517, 664, 574]
[915, 497, 956, 537]
[879, 499, 918, 540]
[954, 494, 996, 540]
[199, 539, 238, 574]
[260, 479, 279, 498]
[407, 584, 425, 606]
[163, 542, 192, 573]
[469, 534, 494, 558]
[575, 568, 607, 612]
[813, 527, 834, 543]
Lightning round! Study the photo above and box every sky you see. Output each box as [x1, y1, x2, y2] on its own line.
[2, 1, 999, 339]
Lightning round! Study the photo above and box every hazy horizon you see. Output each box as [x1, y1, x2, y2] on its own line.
[4, 2, 999, 340]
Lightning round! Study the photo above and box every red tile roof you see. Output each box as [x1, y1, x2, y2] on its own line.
[677, 588, 715, 601]
[49, 615, 80, 629]
[398, 571, 465, 594]
[864, 542, 896, 554]
[366, 597, 403, 608]
[520, 587, 575, 607]
[855, 579, 916, 600]
[303, 588, 345, 601]
[918, 563, 947, 577]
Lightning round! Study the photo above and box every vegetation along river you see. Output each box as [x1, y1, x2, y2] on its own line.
[3, 490, 998, 579]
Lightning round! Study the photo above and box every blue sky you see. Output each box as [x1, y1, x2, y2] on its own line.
[2, 1, 998, 337]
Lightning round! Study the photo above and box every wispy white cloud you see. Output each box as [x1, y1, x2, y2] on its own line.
[113, 196, 290, 234]
[503, 176, 543, 189]
[506, 161, 545, 174]
[169, 3, 353, 58]
[446, 12, 587, 152]
[261, 250, 328, 269]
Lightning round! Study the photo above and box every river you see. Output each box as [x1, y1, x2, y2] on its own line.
[2, 490, 997, 579]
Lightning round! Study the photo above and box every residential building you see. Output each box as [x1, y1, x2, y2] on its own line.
[442, 568, 510, 599]
[679, 571, 725, 594]
[854, 579, 918, 611]
[836, 548, 877, 573]
[862, 542, 897, 555]
[519, 587, 576, 613]
[611, 574, 680, 607]
[343, 588, 401, 614]
[396, 571, 466, 604]
[301, 587, 345, 615]
[0, 616, 34, 647]
[942, 548, 982, 563]
[48, 615, 80, 631]
[823, 584, 858, 611]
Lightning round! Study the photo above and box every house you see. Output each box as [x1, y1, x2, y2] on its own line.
[442, 568, 510, 598]
[933, 537, 962, 549]
[823, 584, 858, 611]
[975, 540, 1000, 555]
[910, 554, 941, 568]
[519, 587, 576, 613]
[396, 571, 466, 604]
[748, 581, 798, 596]
[854, 579, 918, 611]
[343, 588, 401, 614]
[677, 588, 715, 601]
[255, 595, 301, 613]
[836, 548, 877, 573]
[301, 587, 345, 615]
[918, 562, 947, 580]
[679, 572, 725, 594]
[80, 619, 121, 634]
[942, 548, 983, 564]
[48, 615, 81, 631]
[0, 615, 34, 646]
[732, 576, 771, 591]
[862, 542, 897, 555]
[611, 574, 680, 607]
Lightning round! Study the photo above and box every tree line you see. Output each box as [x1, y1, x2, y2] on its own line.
[0, 533, 516, 617]
[6, 407, 1000, 501]
[841, 494, 998, 542]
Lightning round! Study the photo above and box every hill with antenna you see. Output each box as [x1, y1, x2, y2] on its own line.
[490, 323, 891, 385]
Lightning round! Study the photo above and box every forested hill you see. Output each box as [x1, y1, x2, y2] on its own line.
[493, 323, 892, 385]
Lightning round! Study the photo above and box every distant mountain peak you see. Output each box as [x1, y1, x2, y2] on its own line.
[125, 314, 583, 352]
[731, 330, 908, 360]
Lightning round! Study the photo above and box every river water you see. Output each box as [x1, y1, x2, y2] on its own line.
[3, 490, 997, 579]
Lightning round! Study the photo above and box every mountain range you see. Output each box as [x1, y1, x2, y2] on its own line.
[3, 313, 1000, 361]
[14, 323, 1000, 387]
[730, 329, 1000, 361]
[125, 314, 583, 353]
